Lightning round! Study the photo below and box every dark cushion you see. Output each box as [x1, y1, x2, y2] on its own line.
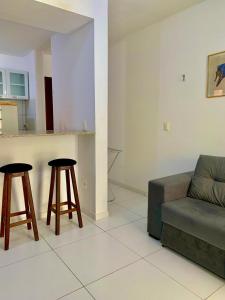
[189, 155, 225, 207]
[48, 158, 77, 167]
[162, 197, 225, 250]
[0, 163, 32, 174]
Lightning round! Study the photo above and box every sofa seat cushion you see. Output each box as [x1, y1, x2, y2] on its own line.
[162, 197, 225, 250]
[189, 155, 225, 207]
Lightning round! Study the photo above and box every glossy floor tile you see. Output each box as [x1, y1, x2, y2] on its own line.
[109, 184, 139, 200]
[108, 219, 161, 257]
[207, 285, 225, 300]
[39, 215, 103, 249]
[0, 251, 82, 300]
[119, 199, 148, 218]
[87, 259, 201, 300]
[0, 228, 51, 267]
[61, 288, 94, 300]
[56, 233, 140, 285]
[112, 184, 148, 217]
[0, 185, 224, 300]
[111, 184, 146, 198]
[95, 203, 141, 231]
[146, 248, 224, 299]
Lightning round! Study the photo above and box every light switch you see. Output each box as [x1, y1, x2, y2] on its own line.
[163, 121, 171, 132]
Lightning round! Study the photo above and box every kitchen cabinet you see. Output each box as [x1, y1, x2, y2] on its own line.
[0, 102, 19, 132]
[0, 69, 29, 100]
[7, 70, 29, 100]
[0, 69, 7, 98]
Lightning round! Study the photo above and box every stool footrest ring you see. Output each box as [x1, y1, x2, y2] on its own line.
[60, 208, 77, 215]
[10, 218, 32, 228]
[10, 210, 27, 217]
[51, 206, 77, 215]
[51, 201, 76, 209]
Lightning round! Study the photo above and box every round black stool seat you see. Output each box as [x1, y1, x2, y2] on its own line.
[48, 158, 77, 167]
[0, 163, 32, 174]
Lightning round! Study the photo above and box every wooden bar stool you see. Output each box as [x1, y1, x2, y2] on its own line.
[0, 163, 39, 250]
[46, 158, 83, 235]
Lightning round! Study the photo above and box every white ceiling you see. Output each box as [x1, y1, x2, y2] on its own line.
[0, 0, 91, 34]
[0, 0, 206, 55]
[0, 0, 92, 57]
[0, 19, 54, 56]
[109, 0, 205, 43]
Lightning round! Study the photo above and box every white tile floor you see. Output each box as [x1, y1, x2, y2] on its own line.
[0, 184, 224, 300]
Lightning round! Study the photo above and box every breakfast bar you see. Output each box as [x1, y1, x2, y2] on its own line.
[0, 130, 96, 221]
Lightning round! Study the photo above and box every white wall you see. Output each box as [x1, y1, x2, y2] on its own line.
[157, 0, 225, 177]
[34, 50, 47, 131]
[26, 51, 37, 130]
[109, 0, 225, 194]
[0, 53, 30, 70]
[30, 50, 52, 132]
[42, 53, 52, 77]
[45, 0, 108, 219]
[109, 26, 160, 193]
[108, 40, 126, 179]
[52, 22, 95, 131]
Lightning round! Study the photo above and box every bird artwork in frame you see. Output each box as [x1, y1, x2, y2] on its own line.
[207, 51, 225, 98]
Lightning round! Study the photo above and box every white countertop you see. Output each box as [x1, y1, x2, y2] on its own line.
[0, 130, 95, 138]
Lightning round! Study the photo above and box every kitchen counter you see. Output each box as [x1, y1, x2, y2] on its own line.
[0, 130, 95, 138]
[0, 101, 17, 106]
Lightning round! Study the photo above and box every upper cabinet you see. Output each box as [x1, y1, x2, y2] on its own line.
[0, 69, 29, 100]
[0, 69, 7, 98]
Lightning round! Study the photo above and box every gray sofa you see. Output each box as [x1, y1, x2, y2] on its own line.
[148, 155, 225, 278]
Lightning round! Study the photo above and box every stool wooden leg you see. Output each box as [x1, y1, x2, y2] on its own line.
[22, 176, 32, 230]
[47, 167, 55, 225]
[70, 167, 83, 228]
[0, 175, 7, 238]
[24, 172, 39, 241]
[66, 170, 73, 220]
[55, 168, 61, 235]
[4, 175, 11, 251]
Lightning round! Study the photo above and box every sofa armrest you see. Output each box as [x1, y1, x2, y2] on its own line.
[148, 171, 194, 240]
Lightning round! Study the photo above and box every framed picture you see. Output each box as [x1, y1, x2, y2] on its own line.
[207, 51, 225, 98]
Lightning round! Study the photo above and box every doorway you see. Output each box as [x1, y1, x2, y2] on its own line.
[44, 76, 54, 131]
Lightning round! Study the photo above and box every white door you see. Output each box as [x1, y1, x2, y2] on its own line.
[7, 70, 29, 100]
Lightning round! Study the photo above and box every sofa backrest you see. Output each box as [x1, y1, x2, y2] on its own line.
[195, 155, 225, 182]
[189, 155, 225, 207]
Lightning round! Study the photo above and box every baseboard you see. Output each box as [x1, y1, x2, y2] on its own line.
[95, 210, 109, 221]
[79, 207, 109, 221]
[109, 179, 147, 197]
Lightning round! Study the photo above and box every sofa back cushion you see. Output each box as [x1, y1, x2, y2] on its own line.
[189, 155, 225, 207]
